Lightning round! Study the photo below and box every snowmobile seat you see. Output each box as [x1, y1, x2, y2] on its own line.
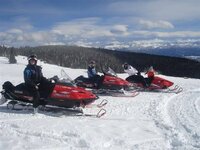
[75, 75, 93, 84]
[126, 75, 143, 83]
[2, 81, 15, 92]
[14, 83, 30, 95]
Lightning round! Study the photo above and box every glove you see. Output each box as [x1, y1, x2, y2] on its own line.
[49, 75, 58, 83]
[50, 79, 56, 83]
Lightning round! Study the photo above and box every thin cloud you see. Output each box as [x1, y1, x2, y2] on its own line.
[110, 25, 129, 36]
[108, 0, 200, 21]
[52, 18, 114, 38]
[139, 20, 174, 29]
[7, 29, 23, 34]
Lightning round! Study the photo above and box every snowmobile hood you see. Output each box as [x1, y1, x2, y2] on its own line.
[103, 75, 130, 86]
[50, 84, 98, 100]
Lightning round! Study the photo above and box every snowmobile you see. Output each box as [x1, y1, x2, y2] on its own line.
[0, 74, 107, 117]
[74, 68, 139, 97]
[126, 71, 183, 94]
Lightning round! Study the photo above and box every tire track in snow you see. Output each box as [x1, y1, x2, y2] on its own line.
[167, 90, 200, 149]
[146, 94, 178, 149]
[147, 90, 200, 149]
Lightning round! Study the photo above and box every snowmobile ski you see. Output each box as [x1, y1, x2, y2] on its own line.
[5, 99, 107, 118]
[168, 85, 183, 94]
[82, 99, 108, 108]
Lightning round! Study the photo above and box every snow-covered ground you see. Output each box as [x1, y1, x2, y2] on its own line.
[0, 56, 200, 150]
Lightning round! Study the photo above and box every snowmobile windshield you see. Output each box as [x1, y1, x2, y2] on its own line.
[106, 67, 117, 76]
[59, 69, 76, 86]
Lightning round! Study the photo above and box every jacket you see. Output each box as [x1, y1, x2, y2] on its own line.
[24, 64, 44, 86]
[124, 65, 138, 76]
[87, 66, 97, 78]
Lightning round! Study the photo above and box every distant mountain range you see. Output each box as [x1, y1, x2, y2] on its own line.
[103, 39, 200, 60]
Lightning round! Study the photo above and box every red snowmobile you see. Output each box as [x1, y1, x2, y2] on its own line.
[126, 70, 183, 94]
[74, 68, 139, 97]
[0, 75, 108, 116]
[75, 68, 132, 90]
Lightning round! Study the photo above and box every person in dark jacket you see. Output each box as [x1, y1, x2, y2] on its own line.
[87, 60, 98, 78]
[87, 60, 102, 88]
[24, 54, 48, 114]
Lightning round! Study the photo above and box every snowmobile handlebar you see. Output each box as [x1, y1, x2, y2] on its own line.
[49, 75, 59, 83]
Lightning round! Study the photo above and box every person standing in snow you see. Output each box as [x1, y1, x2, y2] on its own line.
[122, 63, 148, 87]
[24, 54, 48, 114]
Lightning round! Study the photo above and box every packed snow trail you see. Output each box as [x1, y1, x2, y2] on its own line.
[141, 88, 200, 150]
[0, 56, 200, 150]
[166, 90, 200, 149]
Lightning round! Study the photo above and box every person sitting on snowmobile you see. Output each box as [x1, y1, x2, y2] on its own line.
[123, 63, 148, 87]
[146, 66, 155, 78]
[123, 63, 138, 76]
[145, 66, 155, 83]
[24, 54, 49, 113]
[87, 60, 97, 78]
[87, 60, 102, 88]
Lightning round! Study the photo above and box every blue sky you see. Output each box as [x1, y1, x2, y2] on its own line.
[1, 0, 200, 47]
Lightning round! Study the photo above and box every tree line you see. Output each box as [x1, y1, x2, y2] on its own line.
[0, 45, 200, 79]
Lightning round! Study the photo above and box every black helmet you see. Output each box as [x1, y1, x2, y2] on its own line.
[123, 63, 128, 70]
[90, 60, 95, 64]
[89, 60, 96, 67]
[28, 54, 37, 65]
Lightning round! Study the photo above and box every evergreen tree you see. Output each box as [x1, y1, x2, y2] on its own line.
[9, 47, 17, 64]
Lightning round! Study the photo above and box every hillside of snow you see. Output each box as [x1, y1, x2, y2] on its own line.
[0, 56, 200, 150]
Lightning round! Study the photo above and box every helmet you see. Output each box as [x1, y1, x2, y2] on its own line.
[147, 66, 155, 78]
[89, 60, 96, 67]
[90, 60, 95, 64]
[28, 54, 37, 65]
[123, 63, 128, 70]
[28, 54, 37, 61]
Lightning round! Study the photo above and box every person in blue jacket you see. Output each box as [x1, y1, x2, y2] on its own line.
[87, 60, 102, 88]
[24, 54, 48, 114]
[87, 60, 97, 78]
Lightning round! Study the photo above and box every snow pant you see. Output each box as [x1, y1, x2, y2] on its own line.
[144, 77, 154, 86]
[38, 78, 53, 98]
[25, 83, 40, 108]
[97, 75, 105, 89]
[89, 75, 103, 89]
[126, 75, 147, 87]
